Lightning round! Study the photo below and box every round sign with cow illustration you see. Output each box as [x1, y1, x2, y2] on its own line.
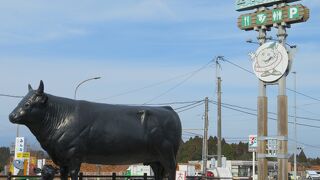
[249, 42, 289, 82]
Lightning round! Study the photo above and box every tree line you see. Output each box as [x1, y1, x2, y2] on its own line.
[177, 135, 317, 167]
[177, 136, 251, 163]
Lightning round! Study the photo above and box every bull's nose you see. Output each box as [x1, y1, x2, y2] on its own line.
[9, 113, 16, 121]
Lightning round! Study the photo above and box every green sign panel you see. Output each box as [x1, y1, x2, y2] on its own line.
[242, 15, 252, 27]
[272, 9, 283, 22]
[238, 4, 309, 30]
[256, 13, 267, 25]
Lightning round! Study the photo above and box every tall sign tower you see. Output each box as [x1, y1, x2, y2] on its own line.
[235, 0, 309, 180]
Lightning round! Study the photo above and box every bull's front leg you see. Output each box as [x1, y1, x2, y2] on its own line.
[60, 166, 69, 180]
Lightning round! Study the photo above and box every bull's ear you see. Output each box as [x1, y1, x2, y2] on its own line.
[37, 80, 44, 94]
[40, 94, 48, 104]
[28, 84, 33, 91]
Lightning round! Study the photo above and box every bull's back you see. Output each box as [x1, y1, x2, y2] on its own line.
[77, 102, 181, 164]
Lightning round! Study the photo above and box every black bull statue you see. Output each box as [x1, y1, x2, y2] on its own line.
[9, 81, 182, 180]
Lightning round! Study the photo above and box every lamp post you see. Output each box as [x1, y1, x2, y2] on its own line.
[74, 77, 101, 99]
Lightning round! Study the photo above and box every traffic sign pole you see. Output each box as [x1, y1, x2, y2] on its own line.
[249, 135, 258, 180]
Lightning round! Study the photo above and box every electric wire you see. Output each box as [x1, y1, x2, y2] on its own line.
[0, 94, 24, 98]
[216, 100, 320, 122]
[142, 60, 214, 104]
[95, 71, 204, 101]
[124, 99, 205, 113]
[174, 101, 205, 111]
[183, 131, 203, 137]
[288, 138, 320, 150]
[209, 101, 320, 129]
[220, 57, 254, 75]
[221, 57, 320, 103]
[287, 88, 320, 102]
[142, 100, 204, 106]
[177, 101, 205, 113]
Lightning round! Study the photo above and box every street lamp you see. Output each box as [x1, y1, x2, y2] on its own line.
[74, 77, 101, 99]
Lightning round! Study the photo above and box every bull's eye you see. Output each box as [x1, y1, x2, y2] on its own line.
[24, 102, 31, 108]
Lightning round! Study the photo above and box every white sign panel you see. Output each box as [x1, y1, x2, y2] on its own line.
[15, 137, 24, 157]
[14, 137, 25, 175]
[249, 42, 289, 82]
[248, 135, 257, 152]
[175, 171, 186, 180]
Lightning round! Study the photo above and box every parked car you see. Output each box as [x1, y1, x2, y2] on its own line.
[288, 172, 301, 180]
[306, 170, 320, 180]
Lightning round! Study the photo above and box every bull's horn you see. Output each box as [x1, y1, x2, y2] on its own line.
[37, 80, 44, 94]
[28, 84, 33, 91]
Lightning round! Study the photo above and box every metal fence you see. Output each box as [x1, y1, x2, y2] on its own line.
[0, 172, 240, 180]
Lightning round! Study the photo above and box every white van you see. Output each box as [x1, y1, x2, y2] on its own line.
[306, 170, 320, 179]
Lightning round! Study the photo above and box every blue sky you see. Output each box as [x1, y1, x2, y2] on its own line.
[0, 1, 320, 158]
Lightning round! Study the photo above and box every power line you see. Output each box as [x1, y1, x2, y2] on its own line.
[218, 100, 320, 122]
[209, 101, 320, 129]
[95, 60, 214, 102]
[177, 102, 205, 114]
[174, 101, 204, 111]
[95, 71, 206, 101]
[220, 57, 254, 75]
[0, 94, 24, 98]
[287, 88, 320, 102]
[142, 60, 214, 104]
[288, 138, 320, 150]
[221, 57, 320, 103]
[127, 99, 205, 113]
[183, 131, 203, 137]
[143, 100, 204, 106]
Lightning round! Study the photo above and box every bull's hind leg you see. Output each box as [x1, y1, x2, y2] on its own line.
[156, 140, 177, 180]
[150, 162, 165, 180]
[69, 161, 81, 180]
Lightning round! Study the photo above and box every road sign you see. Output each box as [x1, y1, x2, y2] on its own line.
[266, 138, 278, 157]
[14, 137, 25, 175]
[248, 135, 257, 152]
[236, 0, 301, 12]
[16, 152, 30, 159]
[175, 171, 186, 180]
[238, 4, 309, 30]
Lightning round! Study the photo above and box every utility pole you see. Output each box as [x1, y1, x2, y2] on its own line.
[216, 57, 222, 167]
[293, 71, 297, 180]
[202, 97, 209, 176]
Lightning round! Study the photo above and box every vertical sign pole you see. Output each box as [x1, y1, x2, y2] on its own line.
[277, 22, 288, 180]
[257, 28, 268, 180]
